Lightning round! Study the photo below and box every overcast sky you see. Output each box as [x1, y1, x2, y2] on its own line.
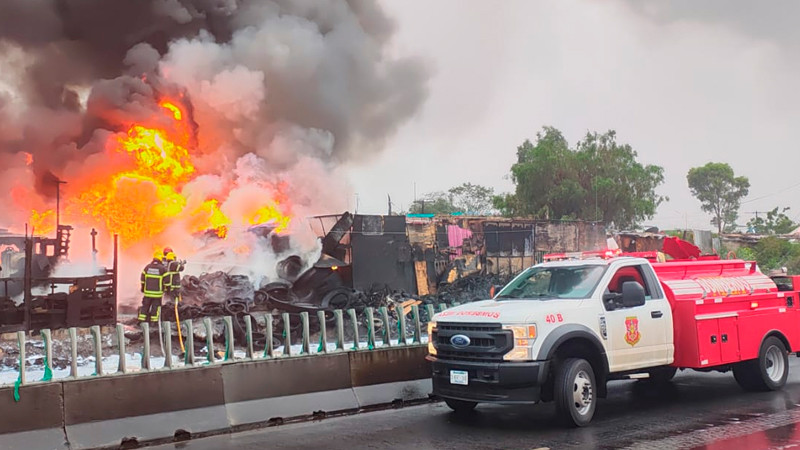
[346, 0, 800, 231]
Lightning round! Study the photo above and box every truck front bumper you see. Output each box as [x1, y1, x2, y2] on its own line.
[429, 356, 550, 404]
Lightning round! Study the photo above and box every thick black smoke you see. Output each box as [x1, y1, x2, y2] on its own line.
[0, 0, 429, 202]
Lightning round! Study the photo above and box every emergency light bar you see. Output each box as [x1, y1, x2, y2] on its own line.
[542, 248, 667, 262]
[543, 248, 624, 262]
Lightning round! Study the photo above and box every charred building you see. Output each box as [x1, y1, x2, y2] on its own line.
[304, 213, 607, 297]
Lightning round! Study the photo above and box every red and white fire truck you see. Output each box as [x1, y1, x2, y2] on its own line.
[427, 239, 800, 426]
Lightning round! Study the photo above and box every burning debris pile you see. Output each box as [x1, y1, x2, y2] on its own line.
[0, 1, 429, 306]
[146, 258, 510, 346]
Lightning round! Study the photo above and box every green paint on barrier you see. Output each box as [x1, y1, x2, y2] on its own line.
[367, 320, 375, 350]
[41, 356, 53, 382]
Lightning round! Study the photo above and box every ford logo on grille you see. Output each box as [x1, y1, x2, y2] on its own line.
[450, 334, 471, 348]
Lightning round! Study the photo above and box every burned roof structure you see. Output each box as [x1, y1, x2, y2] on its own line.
[307, 213, 607, 297]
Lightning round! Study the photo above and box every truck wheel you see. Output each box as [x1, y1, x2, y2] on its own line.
[647, 366, 677, 384]
[444, 398, 477, 414]
[733, 336, 788, 392]
[554, 358, 596, 427]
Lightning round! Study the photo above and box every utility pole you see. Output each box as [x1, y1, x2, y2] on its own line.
[387, 194, 392, 215]
[91, 228, 98, 267]
[55, 178, 67, 233]
[594, 178, 598, 222]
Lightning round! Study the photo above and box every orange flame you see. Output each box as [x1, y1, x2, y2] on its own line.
[117, 125, 195, 184]
[249, 204, 291, 233]
[160, 101, 183, 121]
[190, 200, 230, 238]
[23, 96, 293, 247]
[30, 209, 55, 236]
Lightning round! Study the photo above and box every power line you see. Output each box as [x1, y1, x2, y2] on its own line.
[741, 180, 800, 205]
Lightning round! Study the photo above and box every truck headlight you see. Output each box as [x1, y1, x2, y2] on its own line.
[502, 324, 537, 361]
[427, 321, 437, 355]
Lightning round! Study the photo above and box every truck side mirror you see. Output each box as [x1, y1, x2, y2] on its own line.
[621, 281, 645, 308]
[602, 291, 619, 310]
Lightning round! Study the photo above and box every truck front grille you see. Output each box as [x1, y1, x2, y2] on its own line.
[433, 322, 512, 362]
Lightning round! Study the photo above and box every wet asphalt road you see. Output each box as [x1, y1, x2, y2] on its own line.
[152, 358, 800, 450]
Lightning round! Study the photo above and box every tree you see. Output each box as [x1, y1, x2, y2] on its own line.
[687, 163, 750, 235]
[497, 126, 666, 228]
[748, 236, 800, 274]
[448, 183, 495, 215]
[408, 192, 456, 214]
[575, 131, 666, 226]
[746, 207, 797, 235]
[410, 183, 496, 215]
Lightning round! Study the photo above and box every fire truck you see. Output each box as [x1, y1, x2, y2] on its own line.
[426, 240, 800, 426]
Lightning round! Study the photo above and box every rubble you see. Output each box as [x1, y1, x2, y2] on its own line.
[139, 268, 510, 347]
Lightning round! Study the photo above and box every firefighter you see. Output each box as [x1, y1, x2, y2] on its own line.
[139, 250, 167, 323]
[164, 251, 185, 302]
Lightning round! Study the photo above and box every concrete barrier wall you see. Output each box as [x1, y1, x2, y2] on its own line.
[349, 346, 432, 407]
[222, 353, 360, 427]
[63, 366, 228, 449]
[0, 383, 67, 450]
[0, 345, 432, 450]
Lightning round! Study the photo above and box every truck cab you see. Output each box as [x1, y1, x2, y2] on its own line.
[427, 255, 800, 426]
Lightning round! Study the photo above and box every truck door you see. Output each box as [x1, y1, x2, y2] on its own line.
[602, 263, 673, 372]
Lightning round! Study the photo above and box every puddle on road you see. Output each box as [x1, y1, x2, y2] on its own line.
[690, 421, 800, 450]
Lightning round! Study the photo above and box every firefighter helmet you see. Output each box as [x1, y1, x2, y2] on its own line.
[153, 250, 163, 260]
[166, 252, 176, 261]
[163, 246, 173, 255]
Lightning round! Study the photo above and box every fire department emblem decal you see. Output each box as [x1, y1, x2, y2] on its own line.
[624, 316, 641, 346]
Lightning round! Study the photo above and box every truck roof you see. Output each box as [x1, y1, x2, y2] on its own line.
[538, 256, 649, 268]
[537, 256, 778, 300]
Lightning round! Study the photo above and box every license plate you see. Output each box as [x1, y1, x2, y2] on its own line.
[450, 370, 468, 385]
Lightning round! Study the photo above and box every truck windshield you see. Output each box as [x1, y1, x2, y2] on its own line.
[495, 265, 605, 300]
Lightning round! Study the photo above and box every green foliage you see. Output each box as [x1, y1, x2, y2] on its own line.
[735, 246, 756, 261]
[686, 162, 750, 234]
[492, 193, 515, 217]
[448, 183, 495, 215]
[410, 183, 496, 215]
[408, 192, 457, 214]
[662, 230, 685, 238]
[752, 236, 800, 273]
[746, 207, 797, 235]
[499, 127, 666, 228]
[734, 237, 800, 275]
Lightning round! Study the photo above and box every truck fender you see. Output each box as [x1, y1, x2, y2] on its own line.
[539, 324, 610, 396]
[760, 330, 791, 354]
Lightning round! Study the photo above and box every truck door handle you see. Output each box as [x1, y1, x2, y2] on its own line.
[651, 311, 663, 318]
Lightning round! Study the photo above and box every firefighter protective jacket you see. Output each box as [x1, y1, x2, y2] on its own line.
[140, 259, 167, 298]
[166, 259, 184, 292]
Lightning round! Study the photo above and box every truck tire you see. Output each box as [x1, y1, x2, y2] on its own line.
[444, 398, 477, 414]
[554, 358, 596, 427]
[647, 366, 677, 384]
[733, 336, 788, 392]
